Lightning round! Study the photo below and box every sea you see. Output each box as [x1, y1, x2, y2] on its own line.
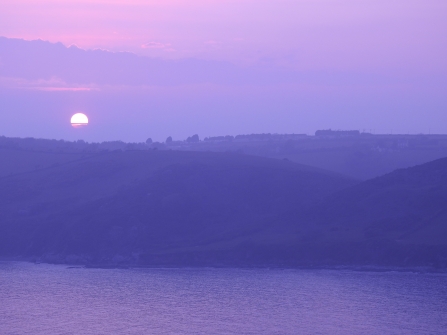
[1, 262, 446, 334]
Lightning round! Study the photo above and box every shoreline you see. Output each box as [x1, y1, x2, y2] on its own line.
[1, 257, 446, 274]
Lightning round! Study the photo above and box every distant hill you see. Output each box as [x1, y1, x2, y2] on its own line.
[0, 147, 87, 178]
[170, 133, 447, 180]
[315, 157, 447, 240]
[0, 149, 355, 266]
[0, 136, 149, 178]
[4, 133, 447, 181]
[1, 141, 447, 269]
[300, 157, 447, 268]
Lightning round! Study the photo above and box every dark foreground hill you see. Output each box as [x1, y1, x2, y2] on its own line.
[1, 147, 447, 269]
[309, 157, 447, 267]
[0, 149, 355, 266]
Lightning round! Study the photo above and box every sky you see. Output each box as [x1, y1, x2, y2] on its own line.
[0, 0, 446, 142]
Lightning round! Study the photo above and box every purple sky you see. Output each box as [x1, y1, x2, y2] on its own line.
[0, 0, 446, 142]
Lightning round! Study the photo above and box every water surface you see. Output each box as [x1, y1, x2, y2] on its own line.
[1, 262, 446, 334]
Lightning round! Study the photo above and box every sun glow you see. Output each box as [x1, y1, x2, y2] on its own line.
[71, 113, 89, 127]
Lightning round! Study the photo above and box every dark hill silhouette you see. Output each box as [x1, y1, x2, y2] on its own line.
[0, 147, 90, 178]
[1, 144, 447, 269]
[315, 157, 447, 240]
[308, 157, 447, 267]
[0, 149, 355, 265]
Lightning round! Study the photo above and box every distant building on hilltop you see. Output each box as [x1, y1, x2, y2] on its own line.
[315, 129, 360, 138]
[234, 133, 307, 142]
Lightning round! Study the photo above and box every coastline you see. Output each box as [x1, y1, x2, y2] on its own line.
[1, 256, 446, 274]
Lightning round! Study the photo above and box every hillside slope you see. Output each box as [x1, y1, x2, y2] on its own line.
[316, 157, 447, 240]
[0, 147, 93, 178]
[2, 147, 446, 268]
[308, 157, 447, 267]
[0, 149, 355, 265]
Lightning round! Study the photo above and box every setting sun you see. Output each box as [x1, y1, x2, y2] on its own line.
[70, 113, 88, 127]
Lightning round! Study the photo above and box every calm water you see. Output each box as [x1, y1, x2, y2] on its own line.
[1, 262, 446, 334]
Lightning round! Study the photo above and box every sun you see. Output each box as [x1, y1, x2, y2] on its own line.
[71, 113, 89, 127]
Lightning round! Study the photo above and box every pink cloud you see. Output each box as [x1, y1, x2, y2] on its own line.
[141, 41, 175, 52]
[1, 0, 446, 72]
[34, 87, 94, 91]
[0, 76, 98, 91]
